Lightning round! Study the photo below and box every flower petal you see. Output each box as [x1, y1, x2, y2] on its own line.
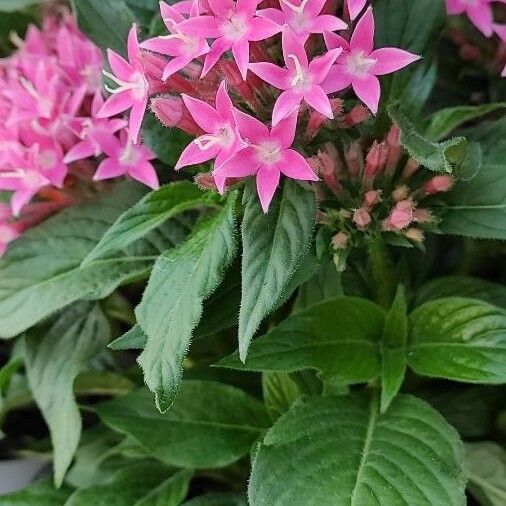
[309, 47, 343, 83]
[181, 94, 220, 132]
[257, 8, 286, 26]
[248, 62, 290, 90]
[107, 49, 133, 80]
[352, 74, 381, 114]
[467, 4, 493, 37]
[215, 147, 260, 177]
[271, 108, 298, 148]
[179, 16, 221, 37]
[320, 64, 352, 94]
[445, 0, 466, 15]
[371, 47, 421, 75]
[256, 165, 280, 212]
[127, 24, 141, 64]
[63, 140, 94, 164]
[237, 0, 257, 18]
[304, 85, 333, 118]
[202, 37, 231, 77]
[129, 161, 160, 189]
[232, 41, 250, 80]
[346, 0, 367, 20]
[129, 98, 148, 144]
[162, 55, 193, 80]
[324, 31, 350, 52]
[249, 17, 283, 41]
[272, 88, 303, 126]
[282, 26, 308, 68]
[233, 109, 270, 143]
[216, 81, 235, 123]
[278, 149, 318, 181]
[350, 6, 375, 54]
[208, 0, 234, 17]
[94, 158, 126, 181]
[310, 15, 347, 34]
[97, 92, 134, 119]
[175, 140, 220, 170]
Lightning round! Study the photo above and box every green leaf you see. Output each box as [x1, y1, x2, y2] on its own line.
[219, 296, 384, 383]
[0, 358, 22, 395]
[380, 287, 408, 413]
[23, 302, 110, 486]
[409, 297, 506, 383]
[97, 381, 269, 468]
[84, 182, 216, 264]
[183, 493, 247, 506]
[465, 442, 506, 506]
[415, 276, 506, 308]
[0, 182, 190, 339]
[0, 0, 42, 11]
[426, 103, 506, 140]
[262, 372, 300, 422]
[134, 469, 192, 506]
[136, 196, 237, 412]
[388, 104, 467, 173]
[73, 0, 135, 55]
[249, 392, 466, 505]
[0, 480, 72, 506]
[109, 325, 147, 351]
[239, 181, 316, 360]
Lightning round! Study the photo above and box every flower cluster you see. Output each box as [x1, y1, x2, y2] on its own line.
[107, 0, 420, 211]
[0, 12, 159, 255]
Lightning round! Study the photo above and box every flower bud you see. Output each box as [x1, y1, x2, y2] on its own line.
[392, 185, 410, 202]
[342, 105, 371, 128]
[332, 231, 349, 249]
[422, 175, 454, 195]
[150, 96, 202, 136]
[402, 157, 421, 179]
[404, 228, 425, 243]
[353, 207, 371, 230]
[383, 200, 414, 230]
[363, 190, 381, 208]
[413, 208, 432, 223]
[344, 141, 362, 179]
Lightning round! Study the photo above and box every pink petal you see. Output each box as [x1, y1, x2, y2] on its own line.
[127, 25, 141, 64]
[257, 8, 286, 26]
[141, 37, 181, 56]
[350, 7, 375, 54]
[162, 55, 193, 80]
[467, 4, 493, 37]
[207, 0, 234, 17]
[107, 49, 133, 81]
[179, 16, 221, 38]
[324, 31, 350, 52]
[282, 26, 308, 68]
[271, 109, 298, 148]
[237, 0, 257, 18]
[309, 47, 343, 83]
[232, 41, 250, 80]
[202, 37, 231, 77]
[347, 0, 368, 20]
[249, 17, 282, 41]
[371, 48, 421, 76]
[272, 88, 303, 126]
[495, 23, 506, 42]
[129, 98, 148, 144]
[64, 140, 95, 164]
[311, 15, 347, 34]
[445, 0, 466, 15]
[256, 165, 280, 212]
[175, 140, 221, 170]
[160, 1, 184, 25]
[97, 92, 134, 119]
[12, 188, 39, 217]
[215, 81, 235, 123]
[352, 74, 381, 115]
[215, 147, 260, 177]
[304, 85, 333, 118]
[129, 161, 160, 189]
[305, 0, 327, 17]
[94, 158, 126, 181]
[181, 94, 220, 132]
[248, 62, 290, 90]
[233, 109, 270, 144]
[278, 149, 318, 181]
[320, 64, 353, 93]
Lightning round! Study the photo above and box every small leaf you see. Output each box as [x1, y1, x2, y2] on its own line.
[239, 181, 316, 360]
[465, 442, 506, 506]
[262, 372, 300, 422]
[249, 392, 466, 505]
[0, 480, 72, 506]
[109, 325, 147, 350]
[136, 196, 237, 412]
[97, 381, 269, 468]
[219, 296, 384, 383]
[388, 103, 467, 173]
[409, 297, 506, 383]
[84, 182, 217, 263]
[381, 286, 408, 413]
[23, 303, 110, 486]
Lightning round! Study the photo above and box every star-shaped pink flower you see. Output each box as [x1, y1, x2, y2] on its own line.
[446, 0, 506, 37]
[94, 130, 159, 189]
[179, 0, 281, 79]
[258, 0, 347, 43]
[249, 27, 342, 125]
[140, 1, 210, 81]
[175, 81, 244, 172]
[214, 109, 318, 212]
[97, 24, 149, 143]
[321, 7, 420, 114]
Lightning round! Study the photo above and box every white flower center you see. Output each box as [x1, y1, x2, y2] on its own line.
[103, 70, 148, 100]
[346, 51, 377, 77]
[288, 54, 312, 92]
[119, 138, 140, 166]
[38, 150, 56, 170]
[221, 13, 248, 41]
[255, 141, 282, 165]
[195, 124, 235, 151]
[288, 13, 312, 33]
[162, 19, 199, 55]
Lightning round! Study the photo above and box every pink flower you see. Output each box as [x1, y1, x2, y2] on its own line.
[445, 0, 506, 37]
[322, 7, 420, 114]
[65, 93, 127, 163]
[179, 0, 281, 79]
[258, 0, 347, 43]
[423, 175, 454, 195]
[98, 25, 149, 143]
[140, 2, 210, 81]
[94, 131, 159, 189]
[346, 0, 368, 21]
[175, 81, 244, 171]
[249, 27, 343, 125]
[214, 109, 318, 211]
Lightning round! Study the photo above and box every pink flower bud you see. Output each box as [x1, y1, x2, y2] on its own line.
[413, 208, 432, 223]
[194, 173, 218, 191]
[404, 228, 424, 243]
[402, 158, 421, 179]
[423, 175, 454, 195]
[342, 105, 371, 128]
[345, 141, 363, 179]
[363, 190, 381, 208]
[332, 231, 349, 249]
[386, 124, 402, 173]
[150, 97, 202, 136]
[353, 207, 371, 230]
[392, 185, 410, 202]
[383, 200, 414, 230]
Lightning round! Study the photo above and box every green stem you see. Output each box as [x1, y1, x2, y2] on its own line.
[367, 236, 396, 309]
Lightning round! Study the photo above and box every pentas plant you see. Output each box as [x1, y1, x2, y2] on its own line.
[0, 12, 159, 256]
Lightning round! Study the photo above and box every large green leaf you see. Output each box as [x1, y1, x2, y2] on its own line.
[23, 303, 110, 486]
[249, 392, 466, 505]
[465, 442, 506, 506]
[97, 381, 269, 468]
[136, 196, 237, 412]
[415, 276, 506, 308]
[262, 372, 300, 422]
[84, 182, 216, 263]
[183, 493, 247, 506]
[409, 297, 506, 383]
[388, 104, 467, 173]
[0, 182, 190, 338]
[73, 0, 135, 56]
[219, 297, 384, 383]
[0, 480, 72, 506]
[239, 181, 316, 360]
